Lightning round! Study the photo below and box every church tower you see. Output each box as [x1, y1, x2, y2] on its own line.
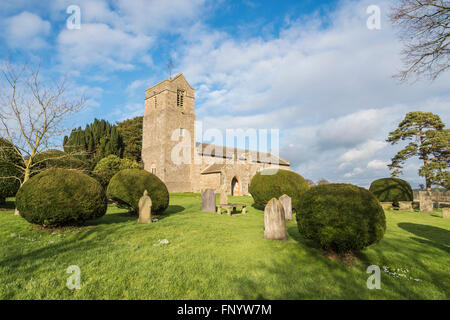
[141, 73, 195, 192]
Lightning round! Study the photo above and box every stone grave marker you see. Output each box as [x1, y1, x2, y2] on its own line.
[399, 201, 413, 211]
[201, 189, 216, 212]
[419, 191, 433, 213]
[219, 185, 228, 205]
[264, 198, 287, 241]
[380, 202, 393, 210]
[279, 194, 292, 221]
[442, 208, 449, 219]
[138, 190, 152, 223]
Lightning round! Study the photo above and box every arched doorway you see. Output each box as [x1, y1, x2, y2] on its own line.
[231, 176, 240, 196]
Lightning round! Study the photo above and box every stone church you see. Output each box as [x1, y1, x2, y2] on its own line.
[141, 73, 290, 195]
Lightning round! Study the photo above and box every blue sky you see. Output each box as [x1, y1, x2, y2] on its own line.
[0, 0, 449, 187]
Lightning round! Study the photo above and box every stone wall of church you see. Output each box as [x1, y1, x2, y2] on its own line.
[200, 172, 222, 192]
[195, 159, 290, 196]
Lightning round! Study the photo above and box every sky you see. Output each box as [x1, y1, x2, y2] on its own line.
[0, 0, 449, 188]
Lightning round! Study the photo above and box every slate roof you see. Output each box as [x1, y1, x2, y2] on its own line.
[196, 142, 290, 167]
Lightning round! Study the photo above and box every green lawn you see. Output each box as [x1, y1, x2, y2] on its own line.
[0, 194, 449, 299]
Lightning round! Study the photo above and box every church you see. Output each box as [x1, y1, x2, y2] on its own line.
[141, 73, 290, 195]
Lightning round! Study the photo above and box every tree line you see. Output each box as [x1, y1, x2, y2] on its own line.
[63, 116, 143, 169]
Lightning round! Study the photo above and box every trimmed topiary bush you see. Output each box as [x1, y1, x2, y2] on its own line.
[369, 178, 413, 204]
[296, 184, 386, 253]
[16, 168, 107, 226]
[107, 169, 169, 214]
[0, 138, 22, 203]
[93, 155, 141, 188]
[249, 169, 309, 210]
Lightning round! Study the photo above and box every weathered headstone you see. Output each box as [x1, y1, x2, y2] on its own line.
[442, 208, 449, 219]
[380, 202, 393, 210]
[219, 185, 228, 205]
[419, 191, 433, 213]
[398, 201, 413, 211]
[138, 190, 152, 223]
[264, 198, 287, 241]
[201, 189, 216, 212]
[279, 194, 292, 221]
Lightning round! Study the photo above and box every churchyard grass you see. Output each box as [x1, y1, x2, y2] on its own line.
[0, 194, 448, 299]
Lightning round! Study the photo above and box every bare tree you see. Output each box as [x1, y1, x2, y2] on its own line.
[317, 178, 330, 185]
[390, 0, 450, 81]
[0, 61, 85, 214]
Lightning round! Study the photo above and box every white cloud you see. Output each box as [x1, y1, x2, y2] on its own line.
[367, 159, 389, 170]
[340, 140, 387, 164]
[2, 11, 51, 49]
[110, 103, 144, 122]
[179, 0, 449, 121]
[57, 23, 153, 71]
[126, 77, 158, 95]
[50, 0, 208, 71]
[344, 167, 363, 178]
[317, 108, 394, 149]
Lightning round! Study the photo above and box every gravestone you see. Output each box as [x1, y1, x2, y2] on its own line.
[419, 191, 433, 213]
[279, 194, 292, 221]
[219, 185, 228, 205]
[264, 198, 287, 241]
[380, 202, 393, 210]
[201, 189, 216, 212]
[443, 208, 449, 219]
[138, 190, 152, 223]
[398, 201, 413, 211]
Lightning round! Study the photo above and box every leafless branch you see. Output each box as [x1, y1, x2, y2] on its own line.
[389, 0, 450, 81]
[0, 60, 86, 184]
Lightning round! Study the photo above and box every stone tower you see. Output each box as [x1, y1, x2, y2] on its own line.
[142, 74, 195, 193]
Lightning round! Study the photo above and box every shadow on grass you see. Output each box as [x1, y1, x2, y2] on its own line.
[163, 205, 185, 215]
[87, 211, 137, 226]
[233, 247, 369, 299]
[235, 223, 449, 299]
[88, 204, 185, 225]
[398, 222, 450, 252]
[156, 205, 185, 221]
[398, 223, 450, 245]
[0, 222, 133, 278]
[286, 225, 321, 249]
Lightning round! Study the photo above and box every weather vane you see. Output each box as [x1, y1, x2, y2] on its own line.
[167, 59, 174, 79]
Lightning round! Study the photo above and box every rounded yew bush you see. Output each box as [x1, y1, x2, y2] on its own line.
[0, 138, 21, 201]
[369, 178, 413, 204]
[249, 169, 309, 210]
[106, 169, 169, 214]
[93, 155, 141, 188]
[296, 184, 386, 253]
[16, 168, 107, 226]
